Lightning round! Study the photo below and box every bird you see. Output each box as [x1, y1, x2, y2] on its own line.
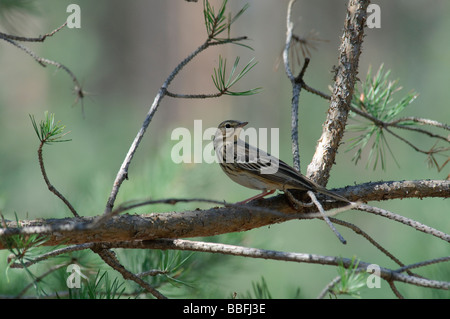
[213, 120, 349, 204]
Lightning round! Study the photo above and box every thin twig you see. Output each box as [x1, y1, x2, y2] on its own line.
[15, 262, 70, 298]
[130, 239, 450, 290]
[341, 92, 449, 172]
[329, 218, 417, 277]
[349, 102, 450, 168]
[356, 204, 450, 242]
[317, 275, 341, 299]
[137, 269, 169, 278]
[391, 117, 450, 131]
[303, 83, 331, 100]
[307, 191, 347, 244]
[103, 36, 247, 218]
[1, 27, 85, 116]
[393, 123, 449, 142]
[92, 245, 167, 299]
[304, 88, 449, 146]
[38, 141, 79, 218]
[388, 280, 405, 299]
[10, 237, 449, 293]
[290, 80, 302, 172]
[165, 91, 223, 99]
[394, 256, 450, 273]
[9, 244, 94, 268]
[103, 40, 209, 216]
[385, 126, 442, 155]
[283, 0, 304, 172]
[0, 22, 67, 42]
[283, 0, 296, 81]
[351, 102, 450, 142]
[290, 58, 311, 172]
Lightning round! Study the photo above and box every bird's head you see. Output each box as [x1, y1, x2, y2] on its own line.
[216, 120, 248, 141]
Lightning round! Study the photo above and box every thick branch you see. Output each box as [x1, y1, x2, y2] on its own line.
[1, 180, 448, 249]
[307, 0, 369, 185]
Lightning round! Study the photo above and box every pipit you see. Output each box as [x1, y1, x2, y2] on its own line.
[213, 120, 349, 204]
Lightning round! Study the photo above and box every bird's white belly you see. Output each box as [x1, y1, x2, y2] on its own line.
[228, 171, 275, 191]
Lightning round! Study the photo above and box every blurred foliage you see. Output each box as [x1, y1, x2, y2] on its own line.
[0, 0, 38, 32]
[239, 276, 273, 299]
[0, 0, 37, 18]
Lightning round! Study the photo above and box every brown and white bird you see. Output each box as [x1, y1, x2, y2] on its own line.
[213, 120, 349, 203]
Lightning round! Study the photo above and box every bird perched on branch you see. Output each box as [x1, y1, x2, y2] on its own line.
[213, 120, 349, 204]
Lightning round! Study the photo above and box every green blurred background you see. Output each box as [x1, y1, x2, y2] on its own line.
[0, 0, 449, 298]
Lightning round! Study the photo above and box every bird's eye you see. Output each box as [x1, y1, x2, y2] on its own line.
[225, 123, 231, 129]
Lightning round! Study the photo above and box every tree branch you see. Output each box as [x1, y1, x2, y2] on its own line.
[110, 239, 450, 290]
[103, 36, 249, 217]
[1, 180, 448, 249]
[356, 204, 450, 242]
[0, 22, 67, 42]
[38, 141, 79, 218]
[307, 0, 369, 185]
[92, 245, 166, 299]
[300, 86, 450, 147]
[0, 23, 85, 116]
[283, 0, 312, 172]
[329, 218, 417, 276]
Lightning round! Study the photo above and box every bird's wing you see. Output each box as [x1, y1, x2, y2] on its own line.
[234, 142, 349, 202]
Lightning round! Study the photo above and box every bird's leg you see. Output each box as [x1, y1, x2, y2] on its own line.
[237, 189, 275, 204]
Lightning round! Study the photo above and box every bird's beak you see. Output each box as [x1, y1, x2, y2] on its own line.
[238, 121, 248, 128]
